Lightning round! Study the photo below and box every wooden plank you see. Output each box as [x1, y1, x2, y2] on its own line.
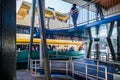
[97, 0, 120, 9]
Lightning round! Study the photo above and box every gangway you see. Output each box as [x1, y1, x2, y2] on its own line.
[47, 14, 120, 33]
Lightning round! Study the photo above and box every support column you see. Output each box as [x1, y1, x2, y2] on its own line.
[87, 28, 93, 58]
[95, 3, 104, 60]
[107, 21, 116, 61]
[0, 0, 16, 79]
[39, 42, 43, 68]
[117, 20, 120, 61]
[37, 0, 51, 80]
[107, 38, 116, 60]
[28, 0, 36, 70]
[0, 0, 1, 53]
[95, 26, 100, 60]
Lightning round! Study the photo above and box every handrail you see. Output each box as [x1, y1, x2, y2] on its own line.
[30, 57, 119, 80]
[85, 58, 120, 65]
[47, 0, 120, 29]
[30, 59, 111, 80]
[73, 61, 106, 68]
[72, 61, 108, 80]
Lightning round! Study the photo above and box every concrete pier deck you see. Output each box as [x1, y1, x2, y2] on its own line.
[16, 70, 71, 80]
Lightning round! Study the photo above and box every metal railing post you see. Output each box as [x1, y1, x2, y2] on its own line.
[66, 61, 68, 76]
[30, 59, 32, 71]
[30, 59, 33, 72]
[72, 62, 74, 78]
[50, 60, 51, 73]
[35, 60, 37, 74]
[97, 61, 99, 79]
[105, 67, 108, 80]
[86, 64, 88, 80]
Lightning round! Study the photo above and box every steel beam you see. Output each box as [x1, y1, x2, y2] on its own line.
[95, 3, 104, 60]
[87, 40, 93, 58]
[0, 0, 16, 79]
[107, 22, 116, 61]
[28, 0, 36, 70]
[87, 28, 93, 58]
[107, 38, 116, 61]
[108, 22, 114, 37]
[95, 26, 100, 60]
[117, 20, 120, 61]
[37, 0, 52, 80]
[69, 14, 120, 32]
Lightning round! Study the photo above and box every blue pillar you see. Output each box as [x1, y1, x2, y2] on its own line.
[107, 21, 116, 61]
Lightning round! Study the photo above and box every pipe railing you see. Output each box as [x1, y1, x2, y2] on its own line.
[47, 0, 120, 30]
[30, 59, 110, 80]
[85, 57, 120, 66]
[71, 0, 120, 28]
[30, 59, 70, 76]
[72, 61, 107, 80]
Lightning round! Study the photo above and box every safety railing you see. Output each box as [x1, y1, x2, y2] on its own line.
[30, 59, 70, 76]
[84, 58, 120, 78]
[30, 59, 110, 80]
[47, 0, 120, 29]
[48, 54, 85, 60]
[71, 61, 107, 80]
[70, 0, 120, 28]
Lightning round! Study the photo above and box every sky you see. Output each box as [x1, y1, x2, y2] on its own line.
[20, 0, 72, 13]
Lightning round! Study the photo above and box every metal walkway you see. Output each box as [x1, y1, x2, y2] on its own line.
[46, 14, 120, 35]
[30, 58, 120, 80]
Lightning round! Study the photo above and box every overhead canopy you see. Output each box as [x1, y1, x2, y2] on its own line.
[62, 0, 96, 12]
[63, 0, 120, 12]
[96, 0, 120, 9]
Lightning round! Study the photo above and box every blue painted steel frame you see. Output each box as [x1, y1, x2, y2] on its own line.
[68, 14, 120, 32]
[43, 14, 120, 37]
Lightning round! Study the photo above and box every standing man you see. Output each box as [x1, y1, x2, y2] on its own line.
[70, 4, 79, 27]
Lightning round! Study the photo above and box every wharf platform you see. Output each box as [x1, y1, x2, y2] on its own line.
[16, 70, 71, 80]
